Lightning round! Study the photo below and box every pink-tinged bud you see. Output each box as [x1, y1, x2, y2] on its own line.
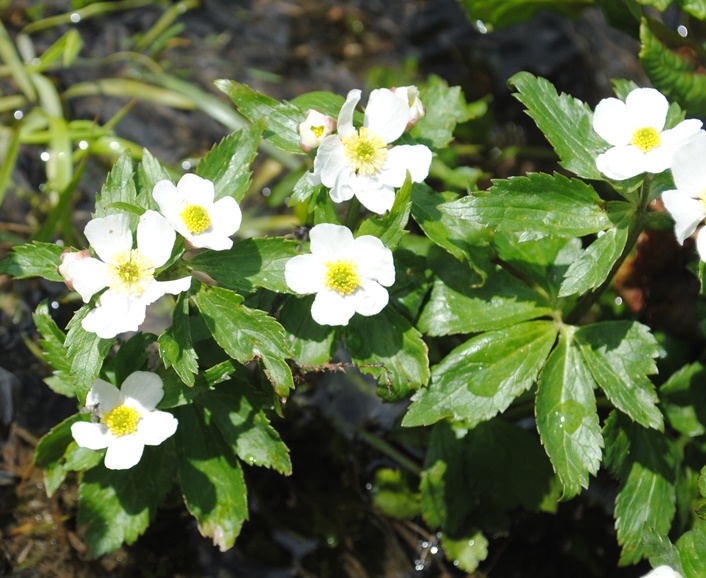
[391, 85, 425, 131]
[298, 109, 336, 153]
[58, 249, 91, 291]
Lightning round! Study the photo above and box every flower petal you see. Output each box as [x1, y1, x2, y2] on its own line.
[661, 190, 706, 244]
[354, 184, 396, 215]
[596, 145, 647, 180]
[81, 290, 147, 338]
[311, 290, 356, 326]
[137, 210, 176, 268]
[137, 410, 178, 446]
[71, 421, 112, 450]
[625, 88, 668, 132]
[380, 144, 432, 186]
[364, 88, 409, 143]
[120, 371, 164, 411]
[85, 213, 133, 263]
[67, 257, 111, 302]
[670, 131, 706, 196]
[285, 254, 326, 294]
[317, 137, 349, 189]
[178, 173, 215, 205]
[640, 566, 682, 578]
[352, 236, 395, 286]
[86, 378, 121, 411]
[337, 89, 361, 138]
[329, 171, 358, 203]
[309, 223, 355, 258]
[140, 276, 192, 306]
[104, 435, 144, 470]
[593, 97, 631, 146]
[352, 281, 389, 317]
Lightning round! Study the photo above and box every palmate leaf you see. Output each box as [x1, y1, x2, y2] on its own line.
[0, 242, 65, 282]
[403, 320, 558, 427]
[575, 321, 663, 430]
[509, 73, 606, 180]
[604, 412, 678, 565]
[536, 328, 603, 500]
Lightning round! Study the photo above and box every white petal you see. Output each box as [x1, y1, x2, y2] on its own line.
[351, 281, 389, 317]
[190, 196, 241, 250]
[642, 145, 677, 175]
[309, 223, 355, 258]
[364, 88, 409, 143]
[641, 566, 683, 578]
[355, 184, 396, 215]
[625, 88, 668, 132]
[593, 97, 631, 145]
[311, 290, 356, 326]
[140, 276, 192, 306]
[595, 145, 647, 180]
[697, 229, 706, 262]
[670, 131, 706, 196]
[337, 89, 361, 138]
[152, 179, 179, 215]
[104, 435, 144, 470]
[120, 371, 164, 411]
[81, 290, 147, 338]
[136, 411, 178, 446]
[71, 421, 112, 450]
[353, 236, 395, 286]
[381, 144, 432, 186]
[178, 173, 215, 205]
[661, 119, 703, 150]
[85, 213, 133, 263]
[137, 210, 176, 268]
[285, 254, 326, 294]
[661, 190, 706, 244]
[67, 257, 111, 302]
[330, 171, 358, 203]
[317, 137, 349, 189]
[86, 378, 121, 411]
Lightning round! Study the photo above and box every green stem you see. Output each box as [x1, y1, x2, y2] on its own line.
[357, 429, 422, 476]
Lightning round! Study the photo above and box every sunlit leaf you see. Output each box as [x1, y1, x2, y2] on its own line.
[0, 242, 65, 282]
[158, 293, 199, 386]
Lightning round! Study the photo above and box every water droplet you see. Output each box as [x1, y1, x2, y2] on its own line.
[50, 301, 59, 310]
[13, 110, 23, 120]
[181, 160, 192, 170]
[78, 140, 88, 150]
[70, 12, 81, 23]
[262, 187, 271, 197]
[365, 483, 372, 491]
[109, 140, 120, 151]
[615, 296, 623, 306]
[678, 25, 688, 37]
[475, 20, 488, 34]
[40, 151, 50, 162]
[430, 546, 438, 555]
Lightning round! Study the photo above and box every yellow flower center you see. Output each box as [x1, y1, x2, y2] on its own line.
[341, 126, 388, 176]
[631, 127, 661, 153]
[108, 249, 155, 297]
[312, 125, 325, 138]
[102, 404, 140, 437]
[324, 259, 360, 295]
[180, 204, 211, 234]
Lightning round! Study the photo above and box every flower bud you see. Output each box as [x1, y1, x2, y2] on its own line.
[391, 85, 425, 131]
[298, 109, 336, 153]
[58, 248, 91, 291]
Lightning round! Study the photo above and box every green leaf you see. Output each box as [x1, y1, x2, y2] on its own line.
[576, 321, 663, 430]
[94, 151, 138, 218]
[34, 414, 82, 496]
[403, 321, 558, 427]
[32, 301, 73, 397]
[356, 173, 412, 249]
[196, 119, 264, 202]
[78, 443, 177, 557]
[158, 293, 199, 386]
[188, 237, 300, 294]
[289, 171, 319, 204]
[0, 242, 65, 281]
[136, 148, 171, 212]
[678, 0, 706, 19]
[457, 0, 592, 29]
[660, 363, 706, 437]
[604, 412, 678, 565]
[200, 384, 291, 474]
[636, 0, 672, 8]
[64, 305, 114, 404]
[388, 236, 434, 321]
[558, 211, 632, 297]
[419, 259, 553, 336]
[214, 79, 306, 155]
[192, 284, 294, 396]
[370, 468, 422, 519]
[536, 328, 603, 499]
[174, 404, 248, 551]
[440, 531, 489, 573]
[642, 525, 685, 575]
[344, 306, 429, 401]
[113, 332, 156, 386]
[442, 173, 616, 241]
[278, 295, 337, 367]
[677, 524, 706, 578]
[509, 72, 606, 180]
[289, 91, 345, 118]
[63, 441, 103, 472]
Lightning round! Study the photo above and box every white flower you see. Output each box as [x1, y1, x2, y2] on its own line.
[60, 210, 192, 339]
[152, 173, 241, 251]
[641, 566, 683, 578]
[298, 109, 336, 152]
[391, 85, 425, 130]
[310, 88, 432, 215]
[71, 371, 178, 470]
[593, 87, 702, 180]
[284, 223, 395, 326]
[662, 130, 706, 259]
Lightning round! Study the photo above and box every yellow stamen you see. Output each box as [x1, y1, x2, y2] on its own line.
[631, 127, 661, 152]
[180, 204, 211, 234]
[312, 125, 325, 138]
[108, 249, 154, 297]
[341, 126, 387, 176]
[324, 259, 360, 295]
[102, 404, 140, 437]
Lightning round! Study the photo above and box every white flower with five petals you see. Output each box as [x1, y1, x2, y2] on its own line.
[661, 130, 706, 260]
[593, 87, 702, 180]
[71, 371, 178, 470]
[310, 88, 432, 214]
[284, 223, 395, 326]
[298, 109, 336, 152]
[60, 210, 192, 339]
[153, 173, 241, 251]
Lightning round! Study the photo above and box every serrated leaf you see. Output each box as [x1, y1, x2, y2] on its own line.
[32, 301, 73, 397]
[200, 384, 291, 474]
[536, 329, 603, 499]
[642, 525, 685, 574]
[289, 91, 345, 118]
[0, 242, 65, 281]
[290, 171, 319, 204]
[659, 363, 706, 437]
[676, 524, 706, 578]
[78, 443, 176, 557]
[34, 414, 82, 496]
[188, 237, 300, 294]
[509, 73, 606, 180]
[403, 320, 558, 427]
[457, 0, 592, 29]
[442, 173, 614, 241]
[388, 236, 434, 320]
[173, 404, 247, 551]
[419, 259, 552, 336]
[63, 441, 103, 472]
[278, 295, 337, 367]
[136, 148, 171, 212]
[576, 321, 662, 430]
[344, 306, 429, 402]
[215, 79, 305, 155]
[196, 119, 264, 202]
[604, 412, 678, 565]
[440, 531, 489, 573]
[94, 151, 138, 218]
[356, 173, 412, 249]
[192, 284, 294, 396]
[158, 293, 198, 386]
[678, 0, 706, 19]
[112, 332, 156, 386]
[65, 305, 114, 404]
